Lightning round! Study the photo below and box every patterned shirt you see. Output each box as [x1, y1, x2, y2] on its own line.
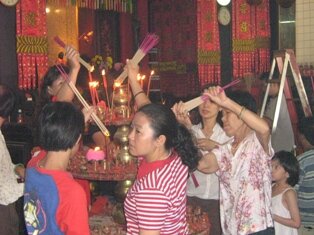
[212, 132, 274, 235]
[0, 130, 24, 205]
[295, 149, 314, 227]
[124, 151, 189, 234]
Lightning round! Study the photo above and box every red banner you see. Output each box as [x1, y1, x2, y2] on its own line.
[197, 0, 221, 86]
[232, 0, 270, 79]
[16, 0, 48, 90]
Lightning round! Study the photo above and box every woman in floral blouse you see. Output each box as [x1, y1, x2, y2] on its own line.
[198, 87, 274, 235]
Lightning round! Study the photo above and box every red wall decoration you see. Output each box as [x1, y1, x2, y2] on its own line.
[149, 0, 199, 97]
[232, 0, 270, 79]
[16, 0, 48, 90]
[197, 0, 221, 87]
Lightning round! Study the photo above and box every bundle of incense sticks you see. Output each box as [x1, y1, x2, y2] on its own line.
[54, 36, 94, 72]
[184, 78, 242, 111]
[55, 64, 110, 137]
[114, 33, 159, 85]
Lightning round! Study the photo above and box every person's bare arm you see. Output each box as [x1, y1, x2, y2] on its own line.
[197, 152, 219, 174]
[139, 229, 160, 235]
[126, 59, 150, 108]
[205, 87, 271, 153]
[56, 45, 80, 102]
[273, 189, 301, 228]
[171, 101, 193, 129]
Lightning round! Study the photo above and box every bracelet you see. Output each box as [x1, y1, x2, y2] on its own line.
[133, 90, 145, 99]
[238, 106, 246, 120]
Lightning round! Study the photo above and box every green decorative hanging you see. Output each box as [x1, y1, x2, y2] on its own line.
[47, 0, 134, 13]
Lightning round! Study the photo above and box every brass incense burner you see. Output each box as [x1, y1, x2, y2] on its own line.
[112, 84, 135, 203]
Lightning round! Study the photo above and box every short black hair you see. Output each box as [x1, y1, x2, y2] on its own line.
[272, 151, 300, 186]
[0, 84, 16, 118]
[298, 116, 314, 146]
[39, 102, 84, 151]
[227, 90, 257, 113]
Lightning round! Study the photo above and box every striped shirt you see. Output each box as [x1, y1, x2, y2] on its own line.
[296, 149, 314, 227]
[124, 152, 189, 234]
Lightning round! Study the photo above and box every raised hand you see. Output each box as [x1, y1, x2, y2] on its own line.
[65, 45, 80, 71]
[203, 86, 228, 108]
[171, 101, 192, 129]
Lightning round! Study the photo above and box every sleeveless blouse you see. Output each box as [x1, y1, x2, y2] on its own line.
[272, 187, 298, 235]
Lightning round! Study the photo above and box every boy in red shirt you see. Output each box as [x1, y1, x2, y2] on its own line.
[24, 102, 90, 235]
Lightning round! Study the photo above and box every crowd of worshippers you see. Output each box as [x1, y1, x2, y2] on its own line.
[0, 45, 313, 235]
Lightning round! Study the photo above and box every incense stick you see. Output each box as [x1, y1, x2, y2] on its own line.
[115, 34, 159, 85]
[184, 79, 242, 111]
[55, 64, 110, 137]
[219, 78, 242, 92]
[54, 36, 94, 72]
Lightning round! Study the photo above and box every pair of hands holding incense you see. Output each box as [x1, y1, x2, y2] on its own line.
[182, 79, 241, 112]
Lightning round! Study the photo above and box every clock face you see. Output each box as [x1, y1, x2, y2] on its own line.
[218, 7, 231, 26]
[0, 0, 19, 6]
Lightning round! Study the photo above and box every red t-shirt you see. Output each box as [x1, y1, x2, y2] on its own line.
[27, 150, 91, 208]
[25, 156, 90, 234]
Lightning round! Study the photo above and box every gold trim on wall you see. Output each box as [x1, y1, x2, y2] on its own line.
[46, 4, 78, 66]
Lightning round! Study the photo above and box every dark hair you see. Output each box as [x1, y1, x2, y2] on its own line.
[201, 82, 220, 92]
[33, 65, 70, 145]
[39, 102, 84, 151]
[272, 151, 300, 186]
[40, 64, 69, 104]
[259, 71, 280, 82]
[298, 116, 314, 146]
[138, 103, 200, 171]
[227, 90, 257, 113]
[0, 84, 16, 118]
[200, 83, 222, 127]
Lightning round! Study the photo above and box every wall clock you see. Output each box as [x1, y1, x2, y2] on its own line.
[217, 0, 231, 6]
[0, 0, 19, 7]
[218, 7, 231, 26]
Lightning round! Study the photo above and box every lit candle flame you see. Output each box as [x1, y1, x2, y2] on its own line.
[94, 146, 100, 151]
[114, 82, 121, 88]
[101, 69, 106, 76]
[150, 70, 155, 76]
[90, 66, 95, 72]
[89, 81, 99, 88]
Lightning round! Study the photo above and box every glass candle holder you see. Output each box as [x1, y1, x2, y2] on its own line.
[112, 85, 131, 119]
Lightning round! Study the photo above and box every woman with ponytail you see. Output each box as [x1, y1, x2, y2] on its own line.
[124, 60, 200, 234]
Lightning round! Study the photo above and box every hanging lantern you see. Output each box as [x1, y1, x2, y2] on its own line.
[276, 0, 295, 8]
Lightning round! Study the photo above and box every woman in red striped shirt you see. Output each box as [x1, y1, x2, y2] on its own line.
[124, 60, 200, 234]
